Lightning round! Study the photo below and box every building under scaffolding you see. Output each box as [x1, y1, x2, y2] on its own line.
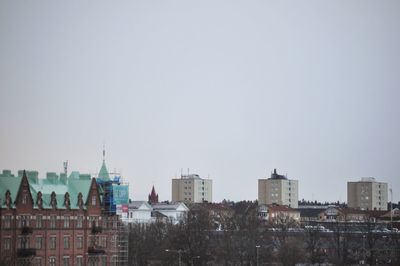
[88, 150, 129, 266]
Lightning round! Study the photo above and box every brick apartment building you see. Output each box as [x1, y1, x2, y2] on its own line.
[0, 169, 122, 266]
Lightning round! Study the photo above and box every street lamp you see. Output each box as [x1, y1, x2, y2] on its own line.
[165, 249, 183, 266]
[256, 245, 260, 266]
[362, 235, 366, 265]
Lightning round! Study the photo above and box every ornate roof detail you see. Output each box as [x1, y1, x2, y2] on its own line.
[5, 190, 12, 208]
[78, 192, 84, 209]
[64, 192, 71, 209]
[36, 191, 43, 209]
[50, 191, 57, 209]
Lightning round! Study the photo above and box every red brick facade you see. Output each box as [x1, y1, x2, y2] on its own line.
[0, 173, 121, 266]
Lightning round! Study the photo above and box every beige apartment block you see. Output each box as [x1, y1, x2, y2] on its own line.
[347, 177, 388, 211]
[258, 169, 298, 208]
[172, 174, 212, 203]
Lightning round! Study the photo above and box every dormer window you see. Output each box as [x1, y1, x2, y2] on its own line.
[22, 193, 28, 204]
[50, 192, 57, 209]
[92, 196, 96, 206]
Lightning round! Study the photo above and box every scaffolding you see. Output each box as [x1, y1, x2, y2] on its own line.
[96, 176, 129, 266]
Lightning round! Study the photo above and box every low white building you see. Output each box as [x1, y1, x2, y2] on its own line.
[152, 202, 189, 224]
[126, 201, 153, 223]
[120, 201, 189, 224]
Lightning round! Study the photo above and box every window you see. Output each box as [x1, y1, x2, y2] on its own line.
[34, 257, 42, 266]
[49, 257, 56, 266]
[77, 236, 83, 249]
[63, 257, 69, 266]
[50, 236, 56, 249]
[18, 236, 29, 249]
[63, 236, 70, 249]
[92, 196, 97, 206]
[101, 256, 107, 266]
[23, 193, 28, 204]
[100, 236, 107, 248]
[3, 238, 11, 250]
[102, 218, 107, 229]
[21, 215, 29, 227]
[111, 256, 117, 266]
[89, 216, 98, 227]
[76, 257, 83, 266]
[36, 216, 42, 228]
[77, 216, 83, 228]
[36, 236, 43, 250]
[50, 216, 56, 229]
[64, 216, 70, 228]
[3, 216, 11, 228]
[111, 235, 117, 248]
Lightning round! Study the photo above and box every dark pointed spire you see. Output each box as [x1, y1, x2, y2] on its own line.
[148, 185, 159, 204]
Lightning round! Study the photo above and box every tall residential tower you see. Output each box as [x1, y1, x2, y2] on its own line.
[258, 169, 298, 208]
[347, 177, 388, 211]
[172, 174, 212, 203]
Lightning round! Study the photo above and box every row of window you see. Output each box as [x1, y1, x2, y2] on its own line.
[3, 235, 118, 250]
[33, 256, 111, 266]
[2, 215, 118, 229]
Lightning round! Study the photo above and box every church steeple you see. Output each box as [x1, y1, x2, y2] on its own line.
[148, 185, 159, 204]
[98, 145, 110, 181]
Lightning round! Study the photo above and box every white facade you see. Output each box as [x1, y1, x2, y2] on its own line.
[125, 201, 153, 223]
[152, 202, 189, 224]
[172, 174, 212, 203]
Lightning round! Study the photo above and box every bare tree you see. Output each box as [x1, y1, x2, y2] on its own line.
[304, 223, 325, 264]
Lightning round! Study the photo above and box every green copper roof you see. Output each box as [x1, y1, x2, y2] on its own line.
[1, 170, 93, 210]
[98, 161, 110, 181]
[0, 172, 22, 208]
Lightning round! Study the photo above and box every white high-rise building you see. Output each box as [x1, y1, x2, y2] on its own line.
[172, 174, 212, 203]
[347, 177, 388, 211]
[258, 169, 298, 208]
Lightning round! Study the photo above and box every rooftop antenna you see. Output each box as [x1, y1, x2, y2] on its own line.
[181, 168, 183, 178]
[103, 143, 106, 163]
[63, 161, 68, 175]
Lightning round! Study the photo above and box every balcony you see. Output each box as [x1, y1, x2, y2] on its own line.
[21, 226, 33, 235]
[88, 246, 105, 255]
[17, 248, 36, 257]
[91, 226, 103, 234]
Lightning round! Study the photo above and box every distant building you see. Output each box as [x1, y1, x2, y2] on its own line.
[152, 202, 189, 224]
[258, 169, 298, 208]
[125, 201, 153, 224]
[148, 186, 159, 204]
[258, 204, 300, 222]
[297, 205, 328, 222]
[347, 177, 388, 211]
[319, 206, 389, 222]
[172, 174, 212, 203]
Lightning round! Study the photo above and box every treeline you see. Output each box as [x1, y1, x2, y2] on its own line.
[128, 201, 400, 266]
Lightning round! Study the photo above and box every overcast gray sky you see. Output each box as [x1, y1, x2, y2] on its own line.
[1, 1, 399, 203]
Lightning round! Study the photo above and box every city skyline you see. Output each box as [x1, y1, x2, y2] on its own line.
[1, 1, 400, 203]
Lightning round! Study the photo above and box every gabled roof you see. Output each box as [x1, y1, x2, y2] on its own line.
[129, 201, 152, 210]
[152, 202, 189, 211]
